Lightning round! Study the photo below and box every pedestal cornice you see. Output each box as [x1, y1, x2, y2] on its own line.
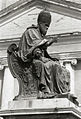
[0, 98, 81, 118]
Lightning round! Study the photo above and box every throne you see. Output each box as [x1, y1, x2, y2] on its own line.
[7, 43, 38, 100]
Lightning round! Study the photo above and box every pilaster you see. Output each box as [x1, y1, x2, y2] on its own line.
[0, 57, 15, 109]
[63, 59, 77, 94]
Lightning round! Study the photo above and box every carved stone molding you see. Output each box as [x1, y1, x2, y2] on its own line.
[0, 65, 4, 70]
[1, 32, 81, 50]
[0, 58, 8, 70]
[0, 0, 81, 26]
[63, 59, 77, 66]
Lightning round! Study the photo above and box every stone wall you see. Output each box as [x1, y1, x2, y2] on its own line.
[0, 0, 19, 10]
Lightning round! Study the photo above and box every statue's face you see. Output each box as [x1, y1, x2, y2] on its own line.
[39, 22, 50, 36]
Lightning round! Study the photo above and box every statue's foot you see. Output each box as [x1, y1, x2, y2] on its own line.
[37, 92, 55, 99]
[44, 93, 55, 99]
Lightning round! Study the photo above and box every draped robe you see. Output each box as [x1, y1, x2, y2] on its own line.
[18, 25, 70, 98]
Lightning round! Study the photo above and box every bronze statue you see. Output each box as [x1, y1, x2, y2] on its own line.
[7, 10, 70, 100]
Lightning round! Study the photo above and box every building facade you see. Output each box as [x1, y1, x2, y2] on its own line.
[0, 0, 81, 118]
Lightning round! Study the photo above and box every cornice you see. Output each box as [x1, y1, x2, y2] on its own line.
[0, 32, 81, 49]
[50, 51, 81, 60]
[0, 0, 36, 26]
[1, 0, 81, 17]
[0, 32, 81, 44]
[0, 32, 81, 63]
[0, 0, 81, 26]
[0, 99, 81, 118]
[37, 0, 81, 20]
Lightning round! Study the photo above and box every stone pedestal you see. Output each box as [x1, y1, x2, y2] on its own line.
[0, 98, 81, 119]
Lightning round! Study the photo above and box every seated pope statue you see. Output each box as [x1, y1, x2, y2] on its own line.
[7, 10, 70, 99]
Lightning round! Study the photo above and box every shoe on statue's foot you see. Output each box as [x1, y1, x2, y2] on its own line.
[37, 91, 55, 99]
